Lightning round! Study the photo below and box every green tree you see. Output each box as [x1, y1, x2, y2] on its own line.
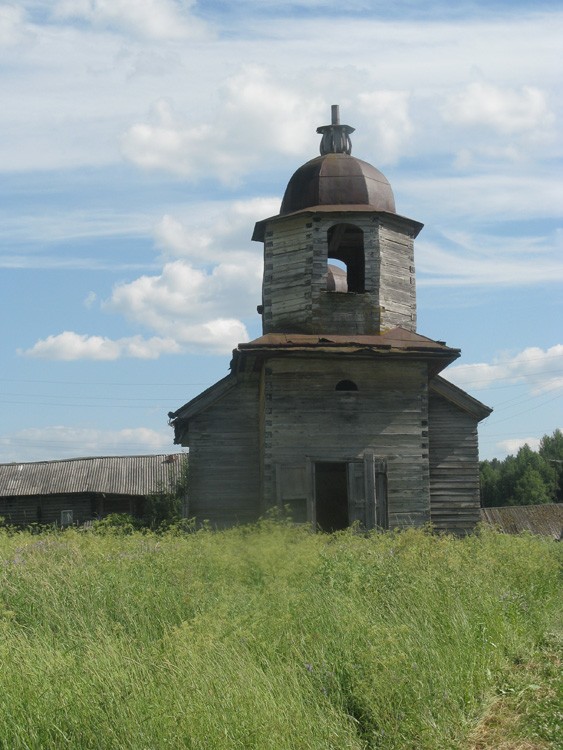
[512, 468, 553, 505]
[480, 431, 560, 507]
[538, 428, 563, 503]
[479, 458, 502, 507]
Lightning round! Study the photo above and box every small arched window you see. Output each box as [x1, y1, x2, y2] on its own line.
[335, 379, 358, 392]
[327, 223, 365, 293]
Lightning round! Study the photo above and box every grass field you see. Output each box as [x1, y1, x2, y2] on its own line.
[0, 521, 560, 749]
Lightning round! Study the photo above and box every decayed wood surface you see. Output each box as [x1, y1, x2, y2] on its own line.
[428, 390, 481, 534]
[480, 504, 562, 539]
[263, 356, 431, 527]
[262, 213, 417, 335]
[187, 377, 261, 526]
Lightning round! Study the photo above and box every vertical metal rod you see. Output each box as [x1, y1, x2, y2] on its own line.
[331, 104, 340, 125]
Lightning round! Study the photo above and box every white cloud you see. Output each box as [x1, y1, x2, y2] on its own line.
[83, 291, 97, 308]
[121, 99, 217, 179]
[153, 197, 279, 262]
[417, 231, 563, 287]
[121, 68, 324, 181]
[0, 5, 30, 46]
[0, 425, 173, 462]
[445, 345, 563, 394]
[399, 174, 563, 224]
[106, 258, 259, 354]
[53, 0, 206, 40]
[442, 82, 554, 136]
[104, 201, 268, 354]
[19, 332, 181, 360]
[14, 197, 268, 361]
[496, 436, 542, 456]
[357, 90, 413, 164]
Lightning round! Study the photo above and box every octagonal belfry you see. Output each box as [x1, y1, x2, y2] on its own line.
[253, 105, 420, 336]
[169, 106, 491, 534]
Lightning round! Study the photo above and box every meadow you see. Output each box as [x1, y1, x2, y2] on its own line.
[0, 521, 560, 749]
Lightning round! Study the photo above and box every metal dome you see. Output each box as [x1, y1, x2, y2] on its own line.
[252, 106, 399, 242]
[279, 152, 396, 215]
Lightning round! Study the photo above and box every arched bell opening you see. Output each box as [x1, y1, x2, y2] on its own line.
[327, 223, 365, 293]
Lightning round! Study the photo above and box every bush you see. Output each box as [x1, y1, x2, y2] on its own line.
[91, 512, 141, 534]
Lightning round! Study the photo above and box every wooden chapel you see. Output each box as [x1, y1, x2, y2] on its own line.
[169, 106, 492, 534]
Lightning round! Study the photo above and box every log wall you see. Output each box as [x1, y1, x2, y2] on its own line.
[0, 493, 142, 526]
[261, 212, 417, 335]
[428, 390, 481, 534]
[263, 356, 431, 528]
[186, 376, 261, 526]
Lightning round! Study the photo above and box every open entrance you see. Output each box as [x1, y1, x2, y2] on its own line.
[314, 462, 349, 532]
[275, 457, 386, 531]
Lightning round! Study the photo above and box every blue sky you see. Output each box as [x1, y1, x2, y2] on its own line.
[0, 0, 562, 463]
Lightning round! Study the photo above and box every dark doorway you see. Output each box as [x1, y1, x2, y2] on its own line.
[315, 462, 349, 532]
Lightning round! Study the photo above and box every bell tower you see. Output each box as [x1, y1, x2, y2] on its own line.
[253, 105, 423, 336]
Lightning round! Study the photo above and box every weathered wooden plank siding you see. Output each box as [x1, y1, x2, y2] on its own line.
[263, 356, 431, 528]
[311, 214, 381, 334]
[262, 212, 418, 336]
[428, 390, 481, 534]
[263, 216, 313, 333]
[187, 377, 261, 526]
[377, 221, 416, 332]
[0, 493, 143, 526]
[0, 494, 90, 525]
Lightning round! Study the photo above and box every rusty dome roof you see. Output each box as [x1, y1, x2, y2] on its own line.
[279, 152, 396, 215]
[252, 106, 401, 242]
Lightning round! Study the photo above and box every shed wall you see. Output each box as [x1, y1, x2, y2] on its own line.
[0, 493, 142, 526]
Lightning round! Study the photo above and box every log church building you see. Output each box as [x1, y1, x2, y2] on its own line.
[169, 106, 491, 534]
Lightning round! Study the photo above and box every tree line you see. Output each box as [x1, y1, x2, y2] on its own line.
[480, 429, 563, 507]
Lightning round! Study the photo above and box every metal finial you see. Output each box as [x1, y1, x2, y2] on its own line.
[317, 104, 355, 155]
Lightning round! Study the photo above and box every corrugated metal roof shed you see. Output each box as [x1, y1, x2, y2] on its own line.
[480, 504, 562, 540]
[0, 454, 187, 498]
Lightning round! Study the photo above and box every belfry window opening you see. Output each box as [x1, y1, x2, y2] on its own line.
[326, 223, 365, 293]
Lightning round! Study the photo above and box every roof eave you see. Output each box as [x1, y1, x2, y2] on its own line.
[430, 375, 493, 421]
[252, 207, 423, 242]
[233, 341, 459, 377]
[168, 374, 238, 442]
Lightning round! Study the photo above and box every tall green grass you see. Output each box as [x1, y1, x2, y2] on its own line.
[0, 523, 560, 749]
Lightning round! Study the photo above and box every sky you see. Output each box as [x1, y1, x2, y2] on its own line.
[0, 0, 562, 464]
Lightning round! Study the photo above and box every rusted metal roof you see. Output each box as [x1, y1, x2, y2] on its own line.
[0, 454, 187, 498]
[238, 327, 459, 356]
[480, 504, 562, 540]
[279, 153, 396, 216]
[251, 106, 425, 243]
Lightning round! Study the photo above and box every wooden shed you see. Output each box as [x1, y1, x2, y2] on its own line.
[169, 106, 492, 534]
[0, 453, 186, 526]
